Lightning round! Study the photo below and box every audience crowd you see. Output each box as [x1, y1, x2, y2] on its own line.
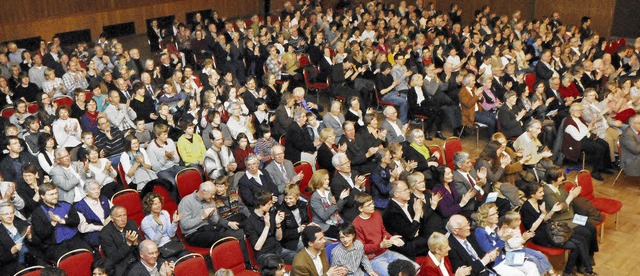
[2, 0, 639, 275]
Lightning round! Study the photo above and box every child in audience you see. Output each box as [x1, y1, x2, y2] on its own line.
[331, 223, 379, 276]
[503, 211, 557, 276]
[134, 118, 152, 149]
[75, 130, 94, 162]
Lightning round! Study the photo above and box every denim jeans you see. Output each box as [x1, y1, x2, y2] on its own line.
[382, 92, 409, 124]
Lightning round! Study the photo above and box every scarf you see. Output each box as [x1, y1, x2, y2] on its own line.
[410, 142, 431, 160]
[85, 110, 99, 124]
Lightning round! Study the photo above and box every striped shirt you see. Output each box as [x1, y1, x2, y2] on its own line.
[330, 240, 375, 276]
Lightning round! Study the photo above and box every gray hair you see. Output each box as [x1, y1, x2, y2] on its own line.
[569, 102, 583, 113]
[54, 148, 69, 159]
[383, 105, 396, 117]
[331, 152, 348, 168]
[83, 180, 101, 193]
[409, 129, 424, 142]
[452, 151, 470, 169]
[462, 74, 476, 86]
[270, 144, 285, 156]
[389, 180, 406, 199]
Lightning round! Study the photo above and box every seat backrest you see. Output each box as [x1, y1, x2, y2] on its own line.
[117, 163, 129, 189]
[57, 249, 94, 276]
[525, 73, 536, 92]
[363, 173, 371, 193]
[280, 134, 286, 146]
[325, 242, 341, 264]
[176, 168, 203, 198]
[13, 265, 44, 276]
[576, 170, 595, 200]
[27, 102, 39, 114]
[210, 237, 246, 273]
[111, 189, 144, 225]
[1, 107, 15, 118]
[443, 137, 463, 170]
[53, 96, 74, 108]
[174, 254, 208, 276]
[563, 181, 576, 194]
[294, 161, 313, 198]
[153, 185, 177, 215]
[428, 145, 446, 165]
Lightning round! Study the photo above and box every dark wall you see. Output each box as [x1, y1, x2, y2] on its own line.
[611, 0, 640, 38]
[0, 0, 261, 42]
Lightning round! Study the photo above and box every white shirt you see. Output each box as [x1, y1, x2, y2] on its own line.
[428, 251, 451, 276]
[246, 170, 264, 185]
[414, 86, 425, 104]
[305, 248, 324, 276]
[391, 198, 413, 221]
[565, 116, 590, 141]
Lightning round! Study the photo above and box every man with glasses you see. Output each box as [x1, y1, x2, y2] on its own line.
[50, 148, 94, 203]
[446, 214, 498, 276]
[265, 145, 302, 203]
[31, 183, 92, 263]
[204, 128, 237, 180]
[330, 153, 367, 223]
[563, 103, 613, 181]
[382, 180, 428, 260]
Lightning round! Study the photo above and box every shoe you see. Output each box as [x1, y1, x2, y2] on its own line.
[591, 172, 604, 181]
[601, 169, 615, 175]
[425, 133, 433, 141]
[435, 131, 447, 140]
[562, 272, 575, 276]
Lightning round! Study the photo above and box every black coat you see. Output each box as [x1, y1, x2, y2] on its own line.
[238, 170, 280, 209]
[278, 201, 310, 251]
[329, 171, 364, 224]
[99, 220, 140, 276]
[0, 218, 31, 275]
[448, 234, 491, 276]
[284, 122, 315, 164]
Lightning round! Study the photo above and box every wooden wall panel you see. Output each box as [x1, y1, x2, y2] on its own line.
[534, 0, 615, 38]
[0, 0, 261, 42]
[435, 0, 535, 25]
[435, 0, 614, 37]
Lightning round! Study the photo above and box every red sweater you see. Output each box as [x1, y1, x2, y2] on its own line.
[353, 211, 391, 260]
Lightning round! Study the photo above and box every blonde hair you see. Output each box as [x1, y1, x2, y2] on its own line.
[503, 210, 521, 227]
[471, 202, 498, 228]
[309, 169, 330, 192]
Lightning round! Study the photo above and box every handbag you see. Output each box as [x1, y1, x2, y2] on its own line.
[158, 240, 186, 258]
[545, 221, 573, 247]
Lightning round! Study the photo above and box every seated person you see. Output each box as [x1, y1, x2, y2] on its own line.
[284, 106, 318, 164]
[120, 135, 158, 192]
[177, 181, 227, 248]
[75, 180, 112, 248]
[212, 176, 252, 266]
[562, 103, 613, 181]
[244, 190, 296, 266]
[458, 74, 496, 136]
[452, 151, 512, 217]
[278, 183, 310, 251]
[352, 193, 419, 276]
[498, 91, 526, 139]
[50, 148, 94, 203]
[203, 128, 237, 180]
[291, 224, 349, 276]
[381, 180, 428, 260]
[146, 123, 185, 186]
[331, 223, 379, 276]
[330, 153, 367, 224]
[471, 203, 540, 276]
[127, 240, 174, 276]
[176, 122, 206, 167]
[475, 141, 521, 207]
[316, 127, 341, 173]
[237, 154, 280, 209]
[370, 148, 396, 209]
[84, 146, 121, 199]
[0, 202, 42, 275]
[265, 145, 302, 202]
[422, 232, 473, 276]
[100, 205, 140, 276]
[502, 211, 557, 276]
[446, 214, 499, 276]
[402, 129, 440, 173]
[140, 192, 189, 260]
[31, 183, 92, 263]
[310, 169, 346, 239]
[95, 117, 127, 166]
[339, 121, 378, 173]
